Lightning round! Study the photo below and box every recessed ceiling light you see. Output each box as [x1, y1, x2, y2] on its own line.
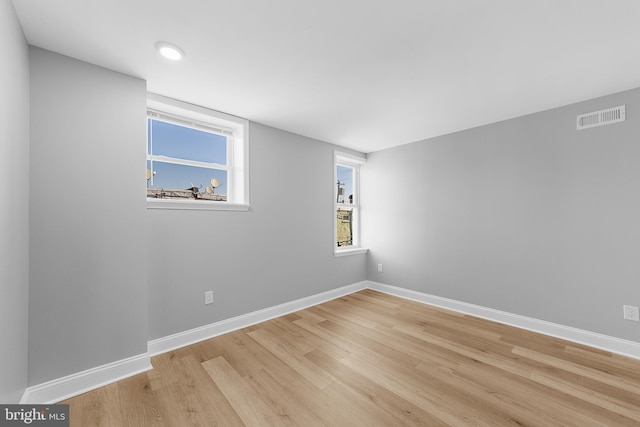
[155, 41, 185, 61]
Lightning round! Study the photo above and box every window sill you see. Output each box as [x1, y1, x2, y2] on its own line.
[334, 247, 369, 257]
[147, 198, 250, 211]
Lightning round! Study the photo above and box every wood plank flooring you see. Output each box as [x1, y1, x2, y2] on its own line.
[61, 290, 640, 426]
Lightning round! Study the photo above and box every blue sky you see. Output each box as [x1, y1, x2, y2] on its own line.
[337, 165, 353, 203]
[147, 119, 228, 194]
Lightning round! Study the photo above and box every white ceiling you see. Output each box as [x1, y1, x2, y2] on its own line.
[13, 0, 640, 153]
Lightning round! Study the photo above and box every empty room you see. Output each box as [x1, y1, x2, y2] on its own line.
[2, 0, 640, 425]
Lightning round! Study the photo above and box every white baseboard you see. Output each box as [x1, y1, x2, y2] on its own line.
[147, 281, 369, 356]
[19, 282, 368, 405]
[21, 279, 640, 404]
[20, 353, 152, 404]
[366, 280, 640, 360]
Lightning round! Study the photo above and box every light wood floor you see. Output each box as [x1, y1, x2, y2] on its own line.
[61, 290, 640, 426]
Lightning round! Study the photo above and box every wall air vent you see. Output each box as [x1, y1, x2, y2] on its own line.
[577, 105, 625, 130]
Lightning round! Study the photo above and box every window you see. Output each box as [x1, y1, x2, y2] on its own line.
[146, 94, 249, 211]
[335, 152, 367, 256]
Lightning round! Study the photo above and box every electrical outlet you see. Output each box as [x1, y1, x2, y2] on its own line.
[623, 305, 639, 322]
[205, 291, 214, 305]
[377, 263, 383, 273]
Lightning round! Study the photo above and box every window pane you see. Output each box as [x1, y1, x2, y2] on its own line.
[337, 165, 354, 204]
[149, 119, 227, 165]
[336, 207, 353, 247]
[147, 161, 227, 201]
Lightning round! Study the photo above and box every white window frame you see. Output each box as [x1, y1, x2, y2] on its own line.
[146, 93, 250, 211]
[334, 151, 367, 256]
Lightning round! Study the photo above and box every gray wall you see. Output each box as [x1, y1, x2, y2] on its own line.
[26, 45, 367, 386]
[28, 48, 148, 385]
[148, 123, 367, 339]
[0, 0, 30, 403]
[362, 88, 640, 342]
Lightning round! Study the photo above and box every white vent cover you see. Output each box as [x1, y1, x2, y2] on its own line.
[577, 105, 626, 130]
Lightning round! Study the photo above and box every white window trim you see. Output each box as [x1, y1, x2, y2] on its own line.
[334, 247, 369, 257]
[334, 151, 367, 256]
[146, 93, 250, 211]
